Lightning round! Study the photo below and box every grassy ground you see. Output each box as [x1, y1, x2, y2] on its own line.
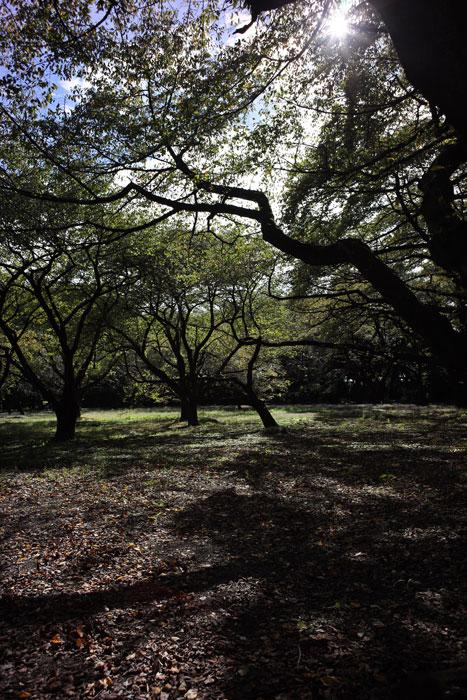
[1, 405, 466, 699]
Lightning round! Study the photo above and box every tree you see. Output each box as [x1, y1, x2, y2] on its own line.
[146, 5, 466, 382]
[1, 0, 466, 395]
[245, 0, 467, 144]
[107, 224, 286, 426]
[0, 338, 12, 395]
[222, 340, 281, 428]
[0, 211, 125, 440]
[4, 0, 466, 144]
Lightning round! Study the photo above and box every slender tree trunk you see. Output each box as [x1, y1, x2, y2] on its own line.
[244, 388, 278, 428]
[53, 388, 81, 441]
[229, 342, 279, 428]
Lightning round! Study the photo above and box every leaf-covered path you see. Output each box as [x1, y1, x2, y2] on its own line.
[1, 405, 466, 699]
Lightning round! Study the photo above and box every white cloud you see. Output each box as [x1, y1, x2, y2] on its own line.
[113, 168, 133, 188]
[224, 11, 256, 47]
[60, 77, 92, 92]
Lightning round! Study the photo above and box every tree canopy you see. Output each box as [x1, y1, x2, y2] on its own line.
[1, 0, 466, 435]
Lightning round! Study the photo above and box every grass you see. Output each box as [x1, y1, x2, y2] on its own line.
[1, 403, 465, 480]
[0, 406, 276, 477]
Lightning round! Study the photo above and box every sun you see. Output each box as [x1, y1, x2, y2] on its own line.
[327, 11, 349, 39]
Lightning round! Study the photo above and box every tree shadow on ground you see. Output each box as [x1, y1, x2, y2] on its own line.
[0, 416, 263, 474]
[169, 487, 466, 699]
[2, 483, 465, 698]
[1, 408, 466, 699]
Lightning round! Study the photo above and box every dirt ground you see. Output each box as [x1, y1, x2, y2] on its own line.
[1, 405, 466, 699]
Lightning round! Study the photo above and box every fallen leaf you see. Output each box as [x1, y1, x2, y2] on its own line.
[321, 675, 340, 686]
[374, 673, 388, 682]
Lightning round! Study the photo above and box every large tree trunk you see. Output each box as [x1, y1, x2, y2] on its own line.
[247, 0, 467, 144]
[368, 0, 467, 145]
[259, 210, 467, 375]
[179, 395, 199, 426]
[53, 388, 81, 441]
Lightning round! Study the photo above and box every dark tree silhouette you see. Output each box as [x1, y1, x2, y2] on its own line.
[246, 0, 467, 144]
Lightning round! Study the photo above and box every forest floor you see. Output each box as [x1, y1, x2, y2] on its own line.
[1, 404, 466, 700]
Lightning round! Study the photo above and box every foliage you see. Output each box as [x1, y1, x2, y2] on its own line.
[106, 223, 285, 423]
[1, 0, 467, 414]
[0, 188, 132, 437]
